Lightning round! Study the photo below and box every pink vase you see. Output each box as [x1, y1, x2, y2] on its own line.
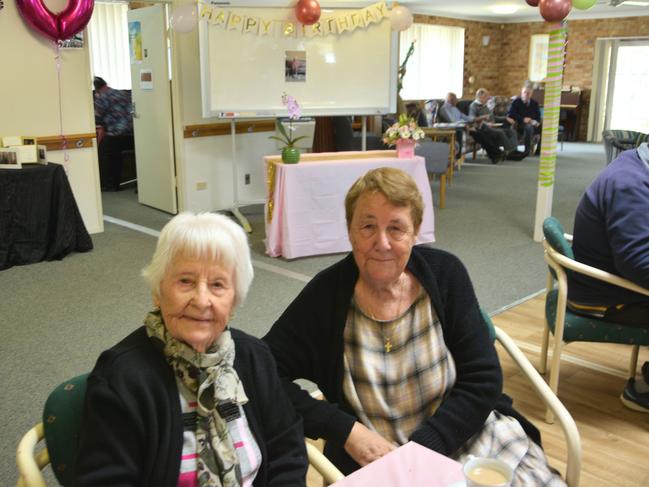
[396, 138, 416, 159]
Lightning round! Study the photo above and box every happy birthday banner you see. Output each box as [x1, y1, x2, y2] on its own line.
[198, 1, 389, 38]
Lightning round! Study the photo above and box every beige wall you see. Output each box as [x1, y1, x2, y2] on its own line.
[0, 1, 103, 233]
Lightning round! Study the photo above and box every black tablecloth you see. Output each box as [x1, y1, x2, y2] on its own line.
[0, 163, 93, 270]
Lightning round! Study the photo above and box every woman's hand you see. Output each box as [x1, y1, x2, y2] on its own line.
[344, 422, 397, 467]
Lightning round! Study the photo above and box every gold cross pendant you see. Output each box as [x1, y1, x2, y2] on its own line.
[384, 338, 392, 353]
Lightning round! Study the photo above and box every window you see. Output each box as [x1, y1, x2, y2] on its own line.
[399, 24, 465, 100]
[528, 34, 549, 82]
[87, 2, 131, 89]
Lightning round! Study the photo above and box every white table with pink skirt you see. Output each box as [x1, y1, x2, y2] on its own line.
[331, 441, 464, 486]
[263, 150, 436, 259]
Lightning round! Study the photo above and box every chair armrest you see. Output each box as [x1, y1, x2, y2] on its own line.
[494, 327, 582, 487]
[544, 243, 649, 298]
[16, 423, 48, 487]
[306, 441, 345, 485]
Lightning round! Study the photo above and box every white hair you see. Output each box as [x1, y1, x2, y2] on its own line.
[142, 212, 254, 307]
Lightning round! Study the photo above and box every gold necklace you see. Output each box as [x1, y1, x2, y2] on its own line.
[365, 276, 405, 353]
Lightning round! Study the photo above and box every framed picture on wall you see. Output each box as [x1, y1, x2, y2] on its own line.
[0, 148, 21, 169]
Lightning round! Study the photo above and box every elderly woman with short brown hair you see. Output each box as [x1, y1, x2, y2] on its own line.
[264, 167, 564, 486]
[74, 212, 307, 487]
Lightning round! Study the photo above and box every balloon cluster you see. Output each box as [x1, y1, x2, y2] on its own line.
[295, 0, 321, 25]
[16, 0, 94, 42]
[526, 0, 596, 22]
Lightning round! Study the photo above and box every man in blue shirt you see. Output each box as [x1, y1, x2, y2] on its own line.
[570, 143, 649, 412]
[94, 77, 134, 191]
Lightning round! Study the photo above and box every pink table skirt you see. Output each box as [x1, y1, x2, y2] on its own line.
[332, 441, 464, 486]
[264, 151, 436, 259]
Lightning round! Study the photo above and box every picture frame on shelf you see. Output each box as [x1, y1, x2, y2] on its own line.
[0, 148, 21, 169]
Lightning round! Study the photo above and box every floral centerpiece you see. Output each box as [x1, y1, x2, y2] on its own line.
[269, 93, 307, 164]
[383, 113, 425, 159]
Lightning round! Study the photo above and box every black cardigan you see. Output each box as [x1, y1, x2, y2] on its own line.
[73, 327, 308, 486]
[264, 246, 507, 473]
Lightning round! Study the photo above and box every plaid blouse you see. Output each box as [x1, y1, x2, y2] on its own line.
[343, 291, 565, 486]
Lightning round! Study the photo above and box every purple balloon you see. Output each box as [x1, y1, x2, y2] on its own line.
[539, 0, 572, 22]
[526, 0, 540, 6]
[16, 0, 94, 42]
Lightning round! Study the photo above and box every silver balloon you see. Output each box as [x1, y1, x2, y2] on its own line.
[390, 5, 413, 31]
[170, 2, 197, 34]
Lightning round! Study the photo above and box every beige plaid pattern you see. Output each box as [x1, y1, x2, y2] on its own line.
[343, 293, 566, 486]
[343, 291, 456, 444]
[455, 411, 566, 486]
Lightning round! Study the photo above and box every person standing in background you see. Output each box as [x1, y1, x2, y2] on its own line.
[94, 76, 134, 191]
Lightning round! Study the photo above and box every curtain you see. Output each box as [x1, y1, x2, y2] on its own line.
[399, 23, 465, 100]
[87, 2, 131, 89]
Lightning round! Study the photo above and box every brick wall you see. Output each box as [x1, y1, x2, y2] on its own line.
[415, 14, 649, 140]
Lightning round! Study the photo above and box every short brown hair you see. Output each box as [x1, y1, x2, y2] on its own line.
[345, 167, 423, 233]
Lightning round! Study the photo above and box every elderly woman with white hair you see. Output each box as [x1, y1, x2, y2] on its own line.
[74, 212, 308, 487]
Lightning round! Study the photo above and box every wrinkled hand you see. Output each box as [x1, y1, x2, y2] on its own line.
[523, 117, 532, 124]
[344, 422, 397, 467]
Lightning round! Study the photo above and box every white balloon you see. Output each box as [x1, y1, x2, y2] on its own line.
[390, 6, 413, 31]
[170, 3, 197, 34]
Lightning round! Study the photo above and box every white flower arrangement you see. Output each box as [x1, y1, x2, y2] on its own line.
[382, 114, 425, 146]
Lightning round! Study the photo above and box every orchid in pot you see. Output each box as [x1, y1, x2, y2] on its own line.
[383, 113, 425, 159]
[269, 93, 307, 164]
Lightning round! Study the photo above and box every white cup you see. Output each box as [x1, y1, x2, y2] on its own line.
[463, 456, 513, 487]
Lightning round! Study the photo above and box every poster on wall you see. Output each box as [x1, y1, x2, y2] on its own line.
[285, 50, 306, 82]
[129, 21, 143, 63]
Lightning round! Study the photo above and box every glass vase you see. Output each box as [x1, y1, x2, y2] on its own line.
[281, 146, 300, 164]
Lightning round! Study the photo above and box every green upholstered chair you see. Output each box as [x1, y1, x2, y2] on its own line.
[16, 373, 88, 487]
[541, 217, 649, 423]
[602, 129, 649, 165]
[481, 309, 582, 486]
[16, 374, 344, 486]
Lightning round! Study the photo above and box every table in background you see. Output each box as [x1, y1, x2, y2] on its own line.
[264, 150, 435, 259]
[0, 163, 93, 271]
[332, 442, 464, 486]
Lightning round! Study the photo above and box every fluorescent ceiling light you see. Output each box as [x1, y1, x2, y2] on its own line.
[490, 4, 520, 15]
[622, 1, 649, 5]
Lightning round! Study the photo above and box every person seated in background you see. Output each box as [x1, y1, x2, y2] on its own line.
[93, 76, 135, 191]
[442, 92, 507, 164]
[569, 142, 649, 413]
[507, 81, 541, 156]
[264, 167, 566, 486]
[405, 102, 429, 128]
[469, 88, 526, 161]
[74, 212, 308, 486]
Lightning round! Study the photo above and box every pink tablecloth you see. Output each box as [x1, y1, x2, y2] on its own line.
[264, 151, 436, 259]
[332, 442, 464, 487]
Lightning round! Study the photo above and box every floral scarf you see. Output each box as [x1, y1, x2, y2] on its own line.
[145, 310, 248, 487]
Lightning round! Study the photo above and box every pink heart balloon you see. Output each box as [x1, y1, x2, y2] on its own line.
[17, 0, 94, 42]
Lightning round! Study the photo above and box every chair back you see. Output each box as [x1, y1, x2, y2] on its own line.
[542, 217, 574, 259]
[480, 308, 496, 342]
[43, 373, 89, 485]
[415, 139, 450, 175]
[332, 116, 355, 151]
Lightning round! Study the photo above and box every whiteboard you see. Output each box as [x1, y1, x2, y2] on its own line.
[198, 6, 398, 118]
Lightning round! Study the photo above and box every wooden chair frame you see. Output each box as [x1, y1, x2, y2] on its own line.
[17, 425, 344, 487]
[495, 325, 582, 487]
[542, 235, 649, 424]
